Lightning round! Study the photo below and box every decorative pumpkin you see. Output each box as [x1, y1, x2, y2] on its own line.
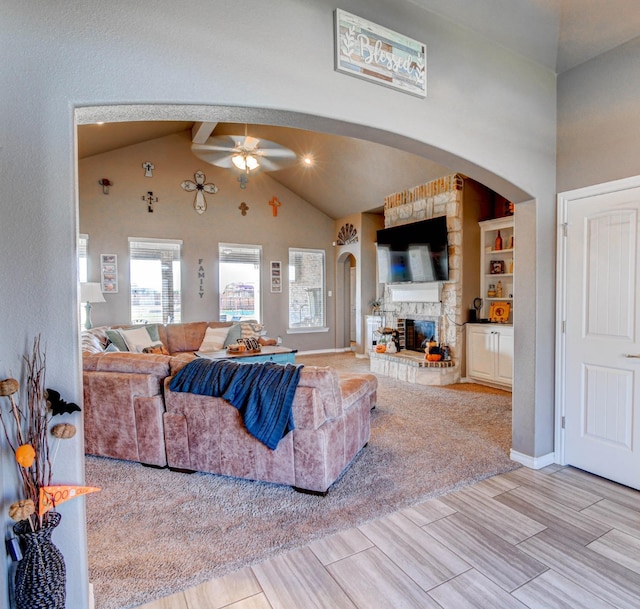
[15, 444, 36, 468]
[426, 343, 442, 362]
[8, 499, 35, 522]
[375, 343, 386, 353]
[0, 378, 19, 396]
[51, 423, 77, 440]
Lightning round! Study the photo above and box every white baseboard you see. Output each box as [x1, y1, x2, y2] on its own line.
[510, 450, 556, 470]
[89, 583, 95, 609]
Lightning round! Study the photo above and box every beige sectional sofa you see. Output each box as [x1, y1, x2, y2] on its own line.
[82, 321, 377, 493]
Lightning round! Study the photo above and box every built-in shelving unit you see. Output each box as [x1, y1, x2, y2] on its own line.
[479, 216, 514, 322]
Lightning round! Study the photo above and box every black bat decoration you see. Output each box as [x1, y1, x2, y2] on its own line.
[46, 389, 81, 416]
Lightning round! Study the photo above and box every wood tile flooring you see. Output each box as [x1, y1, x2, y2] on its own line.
[137, 465, 640, 609]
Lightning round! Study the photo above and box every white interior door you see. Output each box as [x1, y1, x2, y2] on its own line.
[563, 185, 640, 489]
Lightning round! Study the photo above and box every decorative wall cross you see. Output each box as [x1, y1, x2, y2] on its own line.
[239, 202, 249, 216]
[181, 170, 218, 214]
[142, 191, 158, 213]
[238, 174, 249, 190]
[269, 196, 282, 216]
[142, 161, 155, 177]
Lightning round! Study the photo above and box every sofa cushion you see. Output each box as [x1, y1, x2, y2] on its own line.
[199, 326, 230, 352]
[165, 321, 233, 354]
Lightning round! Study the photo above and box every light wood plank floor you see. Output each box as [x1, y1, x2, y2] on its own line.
[137, 465, 640, 609]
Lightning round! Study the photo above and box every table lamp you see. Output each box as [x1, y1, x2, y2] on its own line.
[80, 282, 106, 330]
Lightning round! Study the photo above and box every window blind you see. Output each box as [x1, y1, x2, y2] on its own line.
[288, 248, 325, 328]
[218, 244, 262, 322]
[129, 238, 182, 324]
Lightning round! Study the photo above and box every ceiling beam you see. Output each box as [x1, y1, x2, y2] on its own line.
[191, 122, 217, 143]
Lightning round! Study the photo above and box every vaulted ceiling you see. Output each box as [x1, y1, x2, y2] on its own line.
[77, 1, 640, 220]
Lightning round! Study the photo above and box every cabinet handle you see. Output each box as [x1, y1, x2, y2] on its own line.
[625, 354, 640, 359]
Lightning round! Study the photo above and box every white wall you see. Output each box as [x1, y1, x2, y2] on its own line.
[1, 1, 558, 606]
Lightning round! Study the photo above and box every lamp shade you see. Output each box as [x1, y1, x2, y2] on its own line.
[80, 282, 106, 303]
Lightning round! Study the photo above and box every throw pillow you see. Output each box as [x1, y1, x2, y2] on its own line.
[223, 323, 243, 347]
[105, 329, 129, 351]
[241, 322, 263, 340]
[105, 324, 160, 351]
[119, 327, 157, 353]
[199, 326, 230, 352]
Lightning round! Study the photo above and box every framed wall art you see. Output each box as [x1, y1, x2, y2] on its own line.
[270, 261, 282, 293]
[100, 254, 118, 293]
[334, 9, 427, 98]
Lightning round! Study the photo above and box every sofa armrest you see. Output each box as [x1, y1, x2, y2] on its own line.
[83, 352, 172, 377]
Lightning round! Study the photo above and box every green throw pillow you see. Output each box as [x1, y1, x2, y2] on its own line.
[105, 324, 160, 352]
[223, 323, 243, 347]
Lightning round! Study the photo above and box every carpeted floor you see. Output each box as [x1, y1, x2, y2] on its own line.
[85, 352, 518, 609]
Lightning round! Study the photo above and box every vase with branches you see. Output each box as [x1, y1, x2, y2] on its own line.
[0, 336, 80, 609]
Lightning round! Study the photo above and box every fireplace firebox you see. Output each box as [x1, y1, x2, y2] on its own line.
[403, 319, 437, 353]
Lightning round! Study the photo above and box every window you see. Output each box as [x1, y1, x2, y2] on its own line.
[219, 244, 261, 322]
[78, 234, 89, 328]
[289, 248, 325, 328]
[129, 238, 182, 324]
[78, 234, 88, 283]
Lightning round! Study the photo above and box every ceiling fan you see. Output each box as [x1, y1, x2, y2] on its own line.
[191, 131, 298, 179]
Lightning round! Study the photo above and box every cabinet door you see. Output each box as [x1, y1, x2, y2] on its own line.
[494, 328, 514, 387]
[467, 325, 494, 381]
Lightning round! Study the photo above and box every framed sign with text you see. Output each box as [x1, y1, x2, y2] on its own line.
[334, 9, 427, 98]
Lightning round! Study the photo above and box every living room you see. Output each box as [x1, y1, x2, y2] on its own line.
[3, 1, 640, 607]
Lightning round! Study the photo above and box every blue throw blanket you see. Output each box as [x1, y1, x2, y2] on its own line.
[169, 358, 303, 450]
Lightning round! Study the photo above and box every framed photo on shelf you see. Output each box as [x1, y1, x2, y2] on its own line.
[270, 261, 281, 293]
[100, 254, 118, 293]
[489, 260, 505, 274]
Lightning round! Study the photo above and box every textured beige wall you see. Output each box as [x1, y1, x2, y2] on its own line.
[79, 131, 337, 352]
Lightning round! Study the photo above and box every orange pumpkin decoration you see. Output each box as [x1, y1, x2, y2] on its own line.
[15, 444, 36, 468]
[426, 353, 442, 361]
[375, 343, 386, 353]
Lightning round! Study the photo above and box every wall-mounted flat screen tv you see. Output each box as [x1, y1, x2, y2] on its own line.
[376, 216, 449, 283]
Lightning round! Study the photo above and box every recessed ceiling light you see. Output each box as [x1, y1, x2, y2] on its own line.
[302, 155, 313, 166]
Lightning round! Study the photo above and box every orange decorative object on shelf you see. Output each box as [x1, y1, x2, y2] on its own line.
[375, 344, 386, 353]
[426, 353, 442, 362]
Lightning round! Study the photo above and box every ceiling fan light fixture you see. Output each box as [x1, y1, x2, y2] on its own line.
[231, 152, 259, 172]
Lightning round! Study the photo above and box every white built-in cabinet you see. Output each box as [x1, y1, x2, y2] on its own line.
[467, 215, 515, 389]
[466, 324, 514, 388]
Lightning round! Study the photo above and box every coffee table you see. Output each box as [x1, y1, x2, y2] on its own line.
[195, 345, 297, 365]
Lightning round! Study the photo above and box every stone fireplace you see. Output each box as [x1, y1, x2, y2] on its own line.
[369, 173, 485, 385]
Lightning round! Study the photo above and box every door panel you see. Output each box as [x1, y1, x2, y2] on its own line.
[564, 187, 640, 489]
[495, 328, 514, 386]
[467, 326, 493, 380]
